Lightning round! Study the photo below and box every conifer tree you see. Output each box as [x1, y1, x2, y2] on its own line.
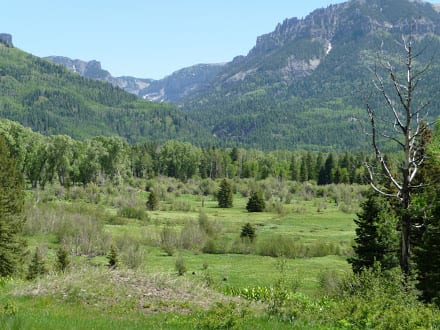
[217, 179, 233, 208]
[415, 203, 440, 304]
[414, 127, 440, 303]
[240, 223, 256, 243]
[0, 135, 26, 276]
[55, 246, 70, 272]
[107, 244, 119, 269]
[246, 190, 265, 212]
[26, 247, 47, 280]
[348, 192, 399, 273]
[146, 190, 159, 211]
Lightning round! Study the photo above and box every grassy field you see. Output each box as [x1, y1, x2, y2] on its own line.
[0, 180, 374, 328]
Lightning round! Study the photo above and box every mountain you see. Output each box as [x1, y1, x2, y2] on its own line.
[139, 63, 225, 102]
[0, 44, 210, 143]
[3, 0, 440, 151]
[179, 0, 440, 150]
[44, 56, 153, 97]
[45, 56, 225, 102]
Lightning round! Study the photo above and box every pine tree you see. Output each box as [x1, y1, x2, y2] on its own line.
[240, 223, 256, 243]
[246, 190, 265, 212]
[26, 247, 47, 280]
[0, 135, 26, 276]
[415, 203, 440, 304]
[289, 155, 298, 181]
[217, 179, 233, 208]
[146, 190, 159, 211]
[55, 246, 70, 272]
[348, 192, 399, 273]
[414, 129, 440, 304]
[107, 244, 119, 269]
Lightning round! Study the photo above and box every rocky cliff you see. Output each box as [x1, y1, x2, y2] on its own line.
[0, 33, 13, 47]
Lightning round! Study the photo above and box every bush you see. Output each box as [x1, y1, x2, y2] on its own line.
[202, 238, 223, 254]
[196, 301, 250, 330]
[160, 226, 178, 256]
[170, 199, 192, 212]
[56, 213, 110, 256]
[122, 242, 145, 270]
[180, 221, 206, 251]
[175, 255, 187, 276]
[146, 191, 159, 211]
[117, 206, 148, 221]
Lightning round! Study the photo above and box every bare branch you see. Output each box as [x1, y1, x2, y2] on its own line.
[365, 162, 400, 198]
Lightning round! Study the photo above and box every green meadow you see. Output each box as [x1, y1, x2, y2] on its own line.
[1, 179, 438, 329]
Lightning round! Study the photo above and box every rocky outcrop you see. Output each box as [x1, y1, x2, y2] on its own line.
[44, 56, 153, 97]
[0, 33, 13, 47]
[140, 63, 225, 102]
[45, 55, 225, 102]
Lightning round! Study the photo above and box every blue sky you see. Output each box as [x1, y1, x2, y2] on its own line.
[3, 0, 439, 79]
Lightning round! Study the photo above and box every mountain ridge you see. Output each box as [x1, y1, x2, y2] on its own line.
[3, 0, 440, 151]
[44, 56, 226, 102]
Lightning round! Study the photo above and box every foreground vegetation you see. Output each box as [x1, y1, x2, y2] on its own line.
[0, 174, 436, 329]
[0, 117, 438, 328]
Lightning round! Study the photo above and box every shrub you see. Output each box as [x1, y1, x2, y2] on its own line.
[160, 226, 178, 256]
[56, 213, 110, 256]
[180, 221, 206, 251]
[198, 209, 214, 237]
[146, 191, 159, 211]
[196, 301, 250, 330]
[170, 199, 192, 212]
[117, 206, 148, 221]
[175, 255, 187, 276]
[122, 242, 145, 270]
[202, 238, 223, 254]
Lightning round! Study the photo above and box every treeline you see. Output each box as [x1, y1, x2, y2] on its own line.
[0, 119, 376, 188]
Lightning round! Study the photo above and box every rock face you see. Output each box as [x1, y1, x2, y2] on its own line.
[44, 56, 153, 97]
[44, 56, 112, 79]
[0, 34, 13, 47]
[140, 63, 226, 102]
[44, 56, 225, 101]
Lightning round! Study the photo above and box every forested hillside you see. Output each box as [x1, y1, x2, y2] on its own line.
[3, 0, 440, 152]
[179, 0, 440, 150]
[0, 42, 210, 143]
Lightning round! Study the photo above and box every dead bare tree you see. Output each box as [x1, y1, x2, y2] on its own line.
[365, 34, 435, 279]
